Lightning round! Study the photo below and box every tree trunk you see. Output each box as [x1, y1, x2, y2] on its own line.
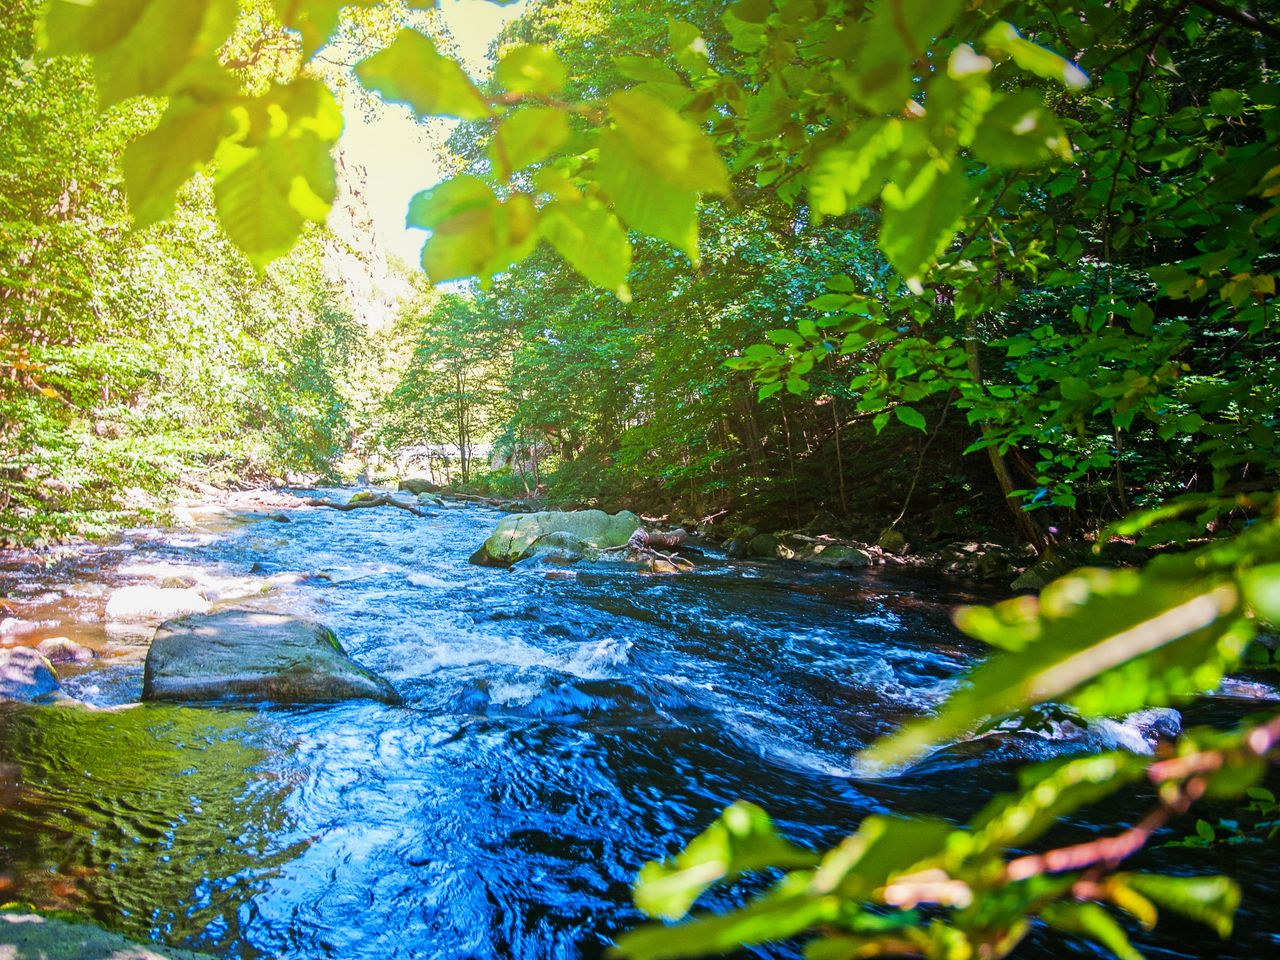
[965, 334, 1046, 554]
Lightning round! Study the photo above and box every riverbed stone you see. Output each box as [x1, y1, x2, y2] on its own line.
[106, 585, 210, 621]
[877, 529, 909, 555]
[0, 647, 60, 701]
[143, 609, 401, 705]
[472, 509, 642, 566]
[807, 543, 872, 569]
[747, 533, 778, 558]
[399, 477, 441, 495]
[0, 911, 215, 959]
[37, 636, 96, 664]
[522, 531, 595, 565]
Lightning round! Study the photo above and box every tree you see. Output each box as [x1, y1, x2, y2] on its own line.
[383, 291, 506, 485]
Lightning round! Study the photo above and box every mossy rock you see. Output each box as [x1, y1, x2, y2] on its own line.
[747, 533, 779, 558]
[0, 912, 216, 959]
[472, 510, 642, 565]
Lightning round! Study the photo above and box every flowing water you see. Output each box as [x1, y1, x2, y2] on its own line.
[0, 495, 1276, 959]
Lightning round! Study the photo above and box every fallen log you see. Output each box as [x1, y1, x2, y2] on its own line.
[628, 528, 687, 551]
[599, 527, 694, 572]
[300, 495, 431, 518]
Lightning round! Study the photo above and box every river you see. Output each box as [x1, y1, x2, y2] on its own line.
[0, 494, 1276, 959]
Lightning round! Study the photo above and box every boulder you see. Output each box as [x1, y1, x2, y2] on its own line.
[724, 538, 748, 559]
[471, 509, 642, 566]
[521, 531, 594, 565]
[747, 533, 779, 558]
[1011, 547, 1077, 592]
[37, 636, 95, 664]
[142, 609, 401, 705]
[0, 911, 215, 959]
[877, 529, 909, 555]
[106, 586, 209, 622]
[399, 477, 441, 495]
[807, 543, 871, 569]
[0, 647, 60, 702]
[1012, 558, 1064, 592]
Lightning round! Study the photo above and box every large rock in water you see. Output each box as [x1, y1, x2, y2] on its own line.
[398, 476, 441, 495]
[0, 648, 60, 702]
[0, 911, 215, 959]
[471, 509, 642, 566]
[143, 609, 401, 705]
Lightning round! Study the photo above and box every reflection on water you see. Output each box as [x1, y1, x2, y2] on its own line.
[0, 495, 1276, 959]
[0, 702, 301, 951]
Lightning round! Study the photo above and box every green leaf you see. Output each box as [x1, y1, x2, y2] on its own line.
[406, 176, 495, 231]
[607, 89, 729, 194]
[809, 119, 902, 218]
[1041, 902, 1144, 960]
[273, 0, 376, 57]
[496, 43, 566, 95]
[71, 0, 237, 105]
[356, 29, 492, 120]
[1241, 563, 1280, 622]
[880, 162, 968, 292]
[596, 90, 728, 260]
[807, 294, 853, 311]
[894, 406, 926, 431]
[124, 96, 235, 229]
[971, 752, 1145, 852]
[617, 875, 836, 960]
[849, 0, 964, 112]
[972, 91, 1072, 167]
[212, 79, 342, 267]
[540, 198, 632, 299]
[633, 801, 818, 921]
[863, 565, 1249, 769]
[668, 20, 710, 76]
[766, 329, 803, 347]
[984, 21, 1089, 90]
[421, 193, 538, 283]
[1118, 873, 1240, 938]
[812, 815, 953, 900]
[42, 0, 151, 55]
[616, 56, 684, 87]
[1209, 88, 1245, 117]
[598, 130, 699, 261]
[488, 107, 570, 177]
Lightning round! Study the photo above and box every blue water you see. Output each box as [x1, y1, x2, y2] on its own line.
[0, 496, 1275, 958]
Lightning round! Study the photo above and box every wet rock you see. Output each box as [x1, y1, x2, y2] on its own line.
[876, 529, 909, 555]
[806, 543, 871, 569]
[106, 586, 209, 622]
[143, 609, 401, 705]
[975, 548, 1016, 580]
[472, 509, 642, 566]
[417, 493, 445, 507]
[747, 533, 778, 559]
[524, 531, 594, 565]
[723, 538, 748, 559]
[398, 477, 441, 495]
[1011, 549, 1075, 592]
[36, 637, 95, 664]
[0, 911, 215, 959]
[0, 647, 60, 702]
